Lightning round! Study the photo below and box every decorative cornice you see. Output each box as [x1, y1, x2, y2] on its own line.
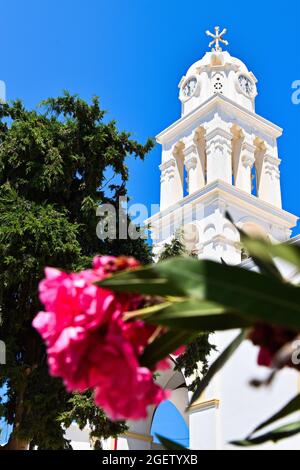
[145, 180, 298, 229]
[205, 126, 232, 142]
[264, 154, 281, 167]
[156, 94, 282, 145]
[189, 399, 220, 413]
[242, 141, 256, 153]
[203, 234, 240, 251]
[123, 431, 153, 443]
[183, 143, 197, 157]
[159, 159, 176, 172]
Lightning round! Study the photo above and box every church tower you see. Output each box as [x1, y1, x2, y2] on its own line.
[147, 27, 297, 263]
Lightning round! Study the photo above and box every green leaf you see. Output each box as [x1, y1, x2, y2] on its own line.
[125, 301, 172, 319]
[97, 259, 187, 297]
[250, 393, 300, 435]
[242, 236, 300, 272]
[189, 330, 246, 407]
[245, 245, 283, 281]
[140, 329, 196, 369]
[226, 211, 283, 280]
[231, 420, 300, 447]
[156, 434, 187, 450]
[99, 257, 300, 330]
[146, 300, 251, 331]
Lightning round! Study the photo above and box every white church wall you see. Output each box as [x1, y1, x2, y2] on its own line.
[212, 330, 300, 450]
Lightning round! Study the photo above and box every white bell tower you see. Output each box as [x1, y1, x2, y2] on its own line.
[147, 27, 297, 263]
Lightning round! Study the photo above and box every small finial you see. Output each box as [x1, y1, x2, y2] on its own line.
[206, 26, 228, 52]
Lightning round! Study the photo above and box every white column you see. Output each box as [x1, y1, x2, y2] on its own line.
[160, 142, 185, 210]
[235, 141, 256, 194]
[258, 153, 282, 208]
[205, 121, 232, 185]
[159, 159, 176, 210]
[183, 142, 205, 195]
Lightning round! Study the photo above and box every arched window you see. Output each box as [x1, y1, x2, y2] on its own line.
[151, 400, 189, 448]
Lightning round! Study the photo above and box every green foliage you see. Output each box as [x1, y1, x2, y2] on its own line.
[140, 330, 196, 369]
[0, 93, 153, 449]
[232, 420, 300, 447]
[174, 333, 217, 392]
[59, 392, 128, 449]
[99, 256, 300, 329]
[158, 234, 187, 261]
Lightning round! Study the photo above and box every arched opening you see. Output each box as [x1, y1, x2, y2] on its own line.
[251, 163, 258, 196]
[151, 400, 189, 448]
[253, 137, 266, 198]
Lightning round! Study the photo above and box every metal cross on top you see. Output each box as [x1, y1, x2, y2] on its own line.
[206, 26, 228, 52]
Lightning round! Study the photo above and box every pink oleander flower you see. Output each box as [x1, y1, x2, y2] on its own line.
[33, 267, 122, 346]
[248, 324, 300, 370]
[92, 255, 140, 277]
[155, 345, 187, 371]
[32, 255, 185, 421]
[94, 322, 170, 420]
[121, 319, 157, 356]
[95, 367, 170, 421]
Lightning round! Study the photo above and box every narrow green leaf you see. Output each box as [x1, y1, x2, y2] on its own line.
[125, 301, 172, 319]
[97, 261, 183, 297]
[156, 434, 187, 450]
[146, 300, 251, 332]
[231, 420, 300, 447]
[189, 330, 246, 407]
[99, 257, 300, 330]
[250, 393, 300, 435]
[198, 261, 300, 329]
[140, 329, 195, 369]
[226, 211, 283, 280]
[242, 236, 300, 272]
[246, 246, 283, 281]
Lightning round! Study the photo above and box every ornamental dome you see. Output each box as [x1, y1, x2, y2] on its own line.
[179, 50, 258, 116]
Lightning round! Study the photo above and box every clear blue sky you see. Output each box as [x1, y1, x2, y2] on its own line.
[0, 0, 300, 446]
[1, 0, 300, 231]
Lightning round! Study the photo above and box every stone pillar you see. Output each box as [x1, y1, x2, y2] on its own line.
[159, 159, 176, 210]
[183, 141, 205, 195]
[235, 141, 256, 194]
[205, 121, 232, 185]
[160, 142, 185, 210]
[258, 153, 282, 208]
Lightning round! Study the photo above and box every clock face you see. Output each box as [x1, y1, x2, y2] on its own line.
[182, 77, 197, 98]
[238, 74, 254, 97]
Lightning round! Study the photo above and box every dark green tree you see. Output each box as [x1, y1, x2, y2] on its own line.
[0, 93, 153, 449]
[158, 234, 187, 261]
[158, 233, 216, 391]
